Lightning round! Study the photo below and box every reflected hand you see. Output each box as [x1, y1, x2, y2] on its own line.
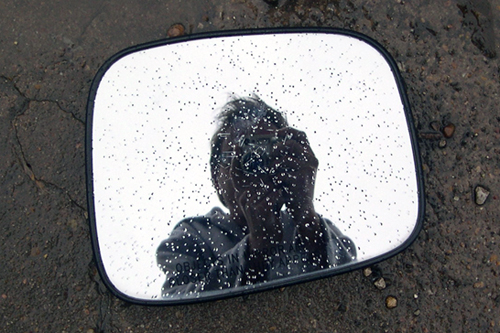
[269, 127, 319, 218]
[267, 128, 328, 255]
[230, 150, 286, 251]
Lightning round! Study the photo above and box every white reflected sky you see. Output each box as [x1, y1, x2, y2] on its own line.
[92, 33, 419, 300]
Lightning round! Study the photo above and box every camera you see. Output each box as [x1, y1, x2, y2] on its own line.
[239, 134, 279, 175]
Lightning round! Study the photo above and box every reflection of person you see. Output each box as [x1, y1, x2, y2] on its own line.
[157, 96, 356, 297]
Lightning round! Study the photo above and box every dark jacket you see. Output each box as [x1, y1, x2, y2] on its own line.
[156, 207, 356, 297]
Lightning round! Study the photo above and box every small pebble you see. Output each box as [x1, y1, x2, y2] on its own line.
[490, 254, 498, 264]
[473, 281, 485, 289]
[438, 140, 447, 148]
[386, 296, 398, 309]
[443, 123, 456, 138]
[430, 121, 441, 132]
[475, 186, 490, 205]
[374, 277, 387, 290]
[363, 267, 372, 277]
[167, 24, 185, 38]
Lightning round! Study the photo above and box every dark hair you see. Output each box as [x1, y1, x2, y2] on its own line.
[210, 96, 288, 202]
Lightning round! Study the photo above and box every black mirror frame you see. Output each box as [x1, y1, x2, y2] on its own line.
[85, 27, 425, 305]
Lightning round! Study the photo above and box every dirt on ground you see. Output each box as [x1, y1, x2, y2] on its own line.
[1, 0, 499, 332]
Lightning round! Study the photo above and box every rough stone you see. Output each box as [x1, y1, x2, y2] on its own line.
[443, 123, 456, 138]
[385, 296, 398, 309]
[475, 186, 490, 205]
[374, 277, 387, 290]
[167, 24, 185, 38]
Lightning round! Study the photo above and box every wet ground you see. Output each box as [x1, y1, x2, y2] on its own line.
[1, 0, 499, 332]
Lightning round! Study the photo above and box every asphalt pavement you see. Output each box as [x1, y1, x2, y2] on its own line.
[1, 0, 499, 332]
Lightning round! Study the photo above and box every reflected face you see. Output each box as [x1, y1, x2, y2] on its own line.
[214, 118, 280, 213]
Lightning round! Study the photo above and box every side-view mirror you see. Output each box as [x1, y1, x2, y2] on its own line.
[86, 28, 424, 305]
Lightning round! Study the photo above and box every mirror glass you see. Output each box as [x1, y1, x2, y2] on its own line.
[87, 29, 423, 304]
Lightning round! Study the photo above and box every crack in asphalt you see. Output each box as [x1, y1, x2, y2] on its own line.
[31, 98, 86, 126]
[88, 259, 114, 332]
[11, 106, 87, 218]
[4, 74, 87, 214]
[457, 0, 497, 58]
[12, 125, 87, 215]
[4, 73, 104, 328]
[1, 74, 86, 124]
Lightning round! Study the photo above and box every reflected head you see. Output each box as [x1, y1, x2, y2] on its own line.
[210, 96, 288, 203]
